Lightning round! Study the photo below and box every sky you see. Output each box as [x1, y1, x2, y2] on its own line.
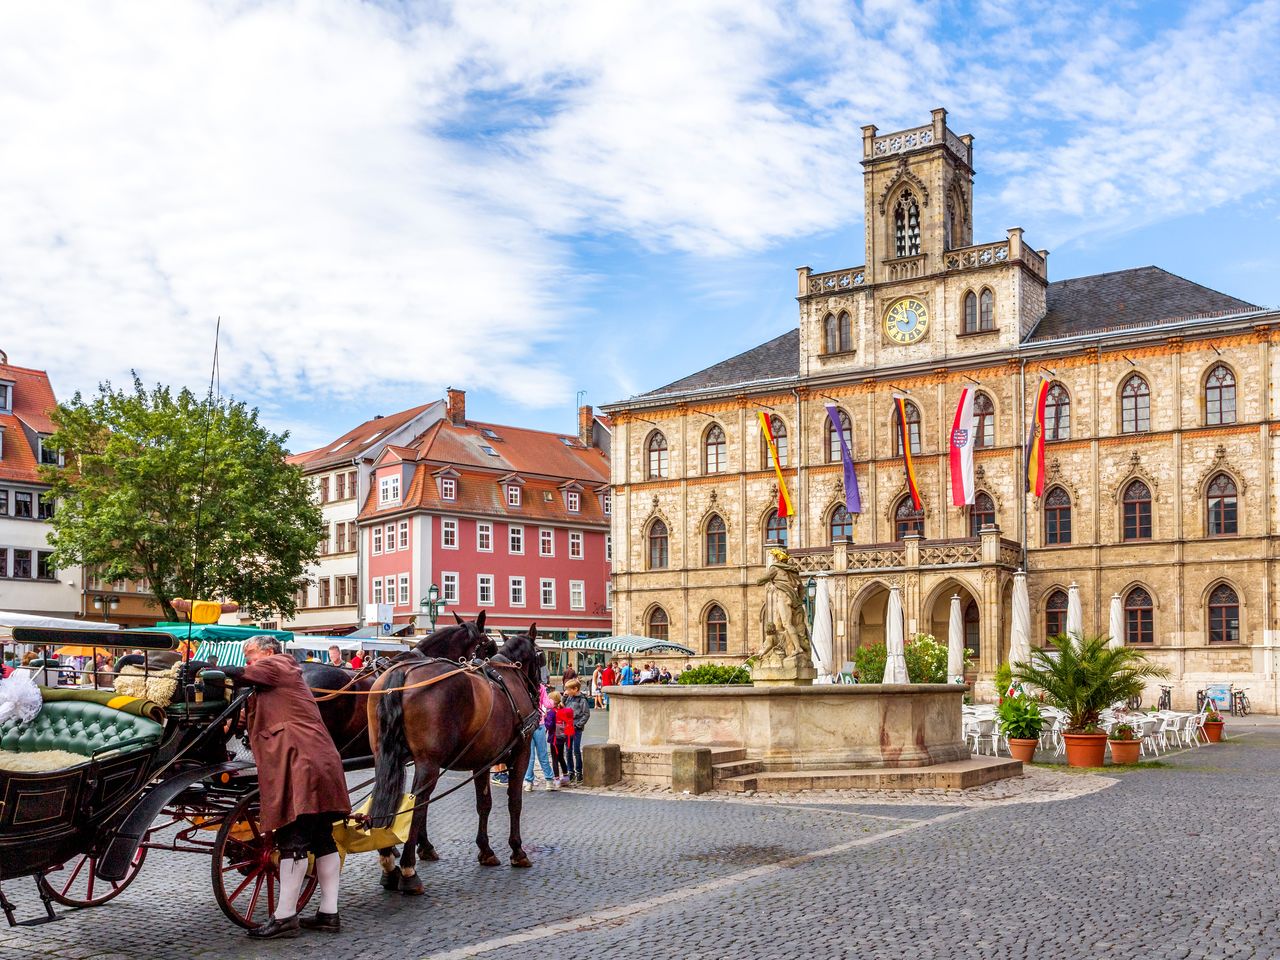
[3, 0, 1278, 453]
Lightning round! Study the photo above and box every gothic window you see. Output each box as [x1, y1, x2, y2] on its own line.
[824, 314, 838, 354]
[973, 392, 995, 449]
[894, 497, 924, 540]
[704, 514, 727, 566]
[1208, 584, 1240, 644]
[1045, 383, 1071, 441]
[894, 190, 921, 258]
[1046, 589, 1069, 639]
[963, 292, 978, 333]
[1122, 480, 1152, 541]
[1044, 487, 1072, 545]
[762, 416, 788, 469]
[765, 510, 789, 548]
[964, 601, 979, 659]
[647, 432, 669, 479]
[894, 401, 922, 456]
[648, 519, 669, 570]
[1205, 365, 1237, 425]
[838, 311, 852, 352]
[648, 607, 669, 642]
[704, 424, 727, 474]
[829, 506, 853, 543]
[1124, 587, 1154, 645]
[705, 605, 728, 654]
[979, 289, 994, 330]
[826, 408, 852, 463]
[1206, 473, 1238, 536]
[969, 492, 995, 536]
[1120, 375, 1151, 434]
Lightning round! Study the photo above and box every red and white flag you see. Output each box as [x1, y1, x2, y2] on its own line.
[949, 387, 976, 506]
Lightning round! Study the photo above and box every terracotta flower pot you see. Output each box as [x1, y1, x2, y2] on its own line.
[1007, 737, 1039, 763]
[1108, 738, 1141, 765]
[1203, 720, 1224, 743]
[1062, 732, 1108, 768]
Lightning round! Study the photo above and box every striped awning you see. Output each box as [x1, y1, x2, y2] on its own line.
[194, 639, 249, 668]
[553, 635, 695, 656]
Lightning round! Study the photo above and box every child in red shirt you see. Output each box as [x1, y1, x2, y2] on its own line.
[553, 699, 576, 786]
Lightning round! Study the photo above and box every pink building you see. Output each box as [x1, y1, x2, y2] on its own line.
[359, 390, 612, 642]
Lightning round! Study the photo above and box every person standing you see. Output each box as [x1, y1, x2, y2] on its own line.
[524, 684, 557, 791]
[600, 661, 616, 710]
[546, 690, 567, 784]
[326, 645, 349, 668]
[590, 664, 605, 709]
[227, 636, 351, 939]
[553, 692, 576, 786]
[619, 659, 635, 686]
[563, 679, 592, 783]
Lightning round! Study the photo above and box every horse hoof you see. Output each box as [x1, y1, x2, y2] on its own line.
[418, 846, 440, 862]
[478, 852, 500, 867]
[400, 874, 425, 896]
[380, 871, 400, 891]
[511, 855, 532, 869]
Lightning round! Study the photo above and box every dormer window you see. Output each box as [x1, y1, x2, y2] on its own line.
[37, 436, 61, 467]
[0, 382, 10, 413]
[379, 474, 400, 505]
[603, 489, 611, 515]
[507, 485, 521, 507]
[566, 491, 580, 512]
[441, 477, 456, 500]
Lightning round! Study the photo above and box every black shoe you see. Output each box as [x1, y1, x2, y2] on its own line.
[299, 911, 341, 933]
[247, 915, 301, 939]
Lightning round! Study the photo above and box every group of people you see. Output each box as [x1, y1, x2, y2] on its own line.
[521, 673, 591, 790]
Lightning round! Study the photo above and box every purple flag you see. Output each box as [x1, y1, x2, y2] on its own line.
[825, 404, 861, 514]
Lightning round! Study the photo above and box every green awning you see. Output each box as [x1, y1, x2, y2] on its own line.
[131, 623, 295, 669]
[552, 635, 695, 656]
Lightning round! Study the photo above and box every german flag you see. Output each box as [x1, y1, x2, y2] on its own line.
[893, 395, 922, 510]
[1025, 379, 1050, 497]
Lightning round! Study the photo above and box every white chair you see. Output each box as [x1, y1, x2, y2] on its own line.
[967, 717, 999, 756]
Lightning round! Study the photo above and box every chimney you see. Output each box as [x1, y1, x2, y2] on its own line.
[446, 388, 466, 425]
[578, 404, 594, 447]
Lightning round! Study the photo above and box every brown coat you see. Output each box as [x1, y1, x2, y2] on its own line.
[241, 654, 350, 833]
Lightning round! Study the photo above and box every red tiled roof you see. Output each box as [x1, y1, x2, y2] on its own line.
[288, 404, 434, 471]
[0, 363, 58, 485]
[362, 465, 608, 526]
[415, 419, 609, 484]
[0, 413, 40, 484]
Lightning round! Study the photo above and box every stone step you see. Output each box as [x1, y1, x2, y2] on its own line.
[716, 756, 1021, 793]
[717, 775, 758, 793]
[712, 759, 762, 781]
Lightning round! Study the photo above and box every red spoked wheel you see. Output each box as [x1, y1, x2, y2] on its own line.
[37, 845, 147, 908]
[211, 789, 316, 929]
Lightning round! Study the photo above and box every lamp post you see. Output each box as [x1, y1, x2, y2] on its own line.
[804, 576, 817, 628]
[419, 583, 444, 632]
[92, 594, 120, 623]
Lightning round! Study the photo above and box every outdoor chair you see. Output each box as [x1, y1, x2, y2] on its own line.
[967, 717, 999, 756]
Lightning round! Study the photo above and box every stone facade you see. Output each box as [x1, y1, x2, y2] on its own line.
[604, 108, 1278, 712]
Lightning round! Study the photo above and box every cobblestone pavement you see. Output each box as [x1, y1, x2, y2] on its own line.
[5, 717, 1280, 959]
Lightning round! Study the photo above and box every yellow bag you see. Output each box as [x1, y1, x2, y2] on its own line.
[332, 794, 415, 855]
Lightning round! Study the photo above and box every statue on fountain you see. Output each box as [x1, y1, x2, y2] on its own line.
[753, 549, 816, 686]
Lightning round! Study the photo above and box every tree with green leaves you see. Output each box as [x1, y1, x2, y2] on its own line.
[40, 376, 323, 622]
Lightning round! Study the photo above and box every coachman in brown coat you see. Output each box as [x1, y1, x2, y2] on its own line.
[228, 635, 350, 940]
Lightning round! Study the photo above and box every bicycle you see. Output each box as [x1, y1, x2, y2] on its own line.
[1233, 688, 1251, 717]
[1157, 685, 1172, 711]
[1126, 693, 1142, 711]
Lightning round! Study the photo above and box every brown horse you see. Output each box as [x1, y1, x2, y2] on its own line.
[366, 624, 542, 894]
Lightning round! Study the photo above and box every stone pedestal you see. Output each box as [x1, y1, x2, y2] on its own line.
[750, 657, 816, 687]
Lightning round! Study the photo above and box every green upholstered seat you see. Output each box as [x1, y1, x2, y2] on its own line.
[164, 700, 231, 719]
[0, 700, 163, 758]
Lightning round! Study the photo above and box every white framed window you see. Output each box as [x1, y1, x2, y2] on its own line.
[539, 528, 554, 557]
[379, 474, 400, 504]
[441, 571, 459, 603]
[0, 382, 10, 413]
[398, 520, 409, 550]
[605, 582, 613, 610]
[507, 485, 521, 507]
[441, 477, 456, 500]
[373, 578, 384, 605]
[509, 525, 524, 554]
[603, 489, 611, 515]
[569, 531, 584, 559]
[540, 578, 555, 609]
[478, 574, 494, 606]
[566, 491, 580, 512]
[441, 518, 458, 549]
[373, 527, 383, 555]
[606, 534, 612, 563]
[477, 522, 493, 552]
[510, 576, 525, 607]
[385, 523, 396, 552]
[569, 580, 585, 610]
[398, 574, 410, 606]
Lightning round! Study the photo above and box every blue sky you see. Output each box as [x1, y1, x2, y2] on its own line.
[3, 0, 1277, 451]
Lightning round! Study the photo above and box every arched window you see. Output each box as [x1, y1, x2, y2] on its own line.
[964, 600, 979, 659]
[979, 289, 994, 330]
[1207, 473, 1238, 536]
[705, 604, 728, 654]
[823, 314, 838, 354]
[647, 607, 669, 642]
[1044, 487, 1072, 545]
[1121, 375, 1150, 434]
[1044, 383, 1071, 441]
[762, 416, 788, 469]
[1208, 584, 1240, 644]
[647, 432, 669, 480]
[969, 492, 995, 536]
[647, 519, 669, 569]
[894, 401, 922, 456]
[1124, 587, 1154, 644]
[826, 408, 852, 463]
[973, 392, 995, 449]
[963, 292, 978, 333]
[704, 424, 727, 474]
[704, 514, 727, 566]
[1205, 365, 1237, 425]
[1122, 480, 1152, 541]
[765, 509, 789, 548]
[1046, 589, 1069, 639]
[829, 506, 853, 543]
[894, 190, 921, 258]
[894, 497, 924, 540]
[838, 312, 852, 351]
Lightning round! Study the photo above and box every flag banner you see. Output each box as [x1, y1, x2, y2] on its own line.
[758, 412, 795, 518]
[893, 395, 922, 510]
[949, 387, 977, 507]
[824, 404, 861, 514]
[1025, 379, 1050, 497]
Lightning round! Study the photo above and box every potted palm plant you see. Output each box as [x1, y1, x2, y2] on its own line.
[1012, 633, 1169, 768]
[996, 695, 1043, 763]
[1108, 723, 1141, 764]
[1202, 709, 1225, 742]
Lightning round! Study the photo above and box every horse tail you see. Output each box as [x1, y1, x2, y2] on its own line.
[370, 668, 411, 828]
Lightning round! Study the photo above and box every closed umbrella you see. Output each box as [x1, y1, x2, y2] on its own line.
[1066, 581, 1083, 638]
[1108, 593, 1124, 650]
[883, 585, 909, 684]
[810, 575, 835, 681]
[1010, 570, 1032, 667]
[947, 594, 965, 682]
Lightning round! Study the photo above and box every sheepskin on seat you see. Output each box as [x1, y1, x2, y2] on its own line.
[113, 664, 180, 706]
[0, 749, 88, 772]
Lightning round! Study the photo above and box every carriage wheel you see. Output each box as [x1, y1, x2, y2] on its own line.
[37, 845, 147, 908]
[211, 789, 317, 929]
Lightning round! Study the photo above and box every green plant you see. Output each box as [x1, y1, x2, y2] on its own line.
[1109, 723, 1136, 742]
[852, 634, 958, 684]
[678, 663, 751, 685]
[996, 696, 1043, 740]
[1011, 633, 1170, 733]
[993, 662, 1013, 701]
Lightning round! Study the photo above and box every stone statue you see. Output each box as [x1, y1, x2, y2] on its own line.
[754, 549, 815, 686]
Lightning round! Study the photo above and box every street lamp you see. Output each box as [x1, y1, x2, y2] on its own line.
[92, 594, 120, 622]
[419, 583, 445, 632]
[804, 576, 818, 628]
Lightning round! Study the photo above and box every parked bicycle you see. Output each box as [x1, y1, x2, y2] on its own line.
[1233, 688, 1251, 716]
[1157, 685, 1172, 711]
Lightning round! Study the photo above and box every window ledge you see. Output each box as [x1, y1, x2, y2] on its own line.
[819, 349, 857, 360]
[957, 327, 999, 338]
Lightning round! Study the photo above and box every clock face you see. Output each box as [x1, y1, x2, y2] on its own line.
[884, 297, 930, 345]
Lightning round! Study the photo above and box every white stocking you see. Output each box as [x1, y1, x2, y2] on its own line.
[275, 857, 308, 920]
[316, 853, 341, 914]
